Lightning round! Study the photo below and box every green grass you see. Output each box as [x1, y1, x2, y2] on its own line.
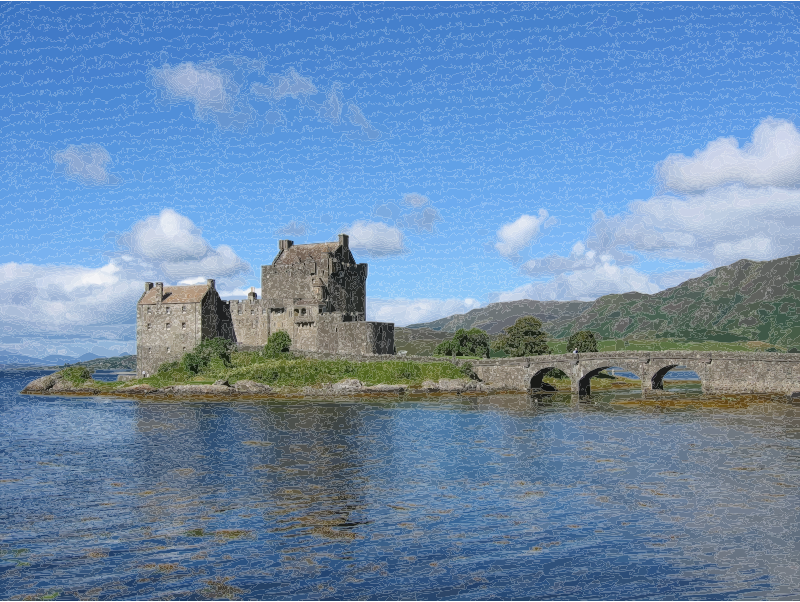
[115, 352, 467, 390]
[547, 338, 787, 353]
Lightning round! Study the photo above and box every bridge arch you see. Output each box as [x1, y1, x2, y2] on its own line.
[577, 360, 643, 397]
[527, 366, 571, 391]
[648, 361, 704, 392]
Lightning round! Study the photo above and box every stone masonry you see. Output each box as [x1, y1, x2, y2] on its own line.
[137, 234, 394, 376]
[473, 351, 800, 396]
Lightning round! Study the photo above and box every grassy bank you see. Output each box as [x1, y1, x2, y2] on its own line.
[66, 352, 470, 391]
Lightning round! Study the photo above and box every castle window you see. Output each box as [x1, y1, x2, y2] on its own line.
[146, 324, 151, 330]
[294, 309, 299, 315]
[251, 309, 254, 315]
[165, 307, 171, 314]
[147, 306, 151, 313]
[165, 322, 171, 330]
[181, 322, 186, 330]
[167, 347, 170, 353]
[301, 308, 306, 316]
[182, 306, 186, 313]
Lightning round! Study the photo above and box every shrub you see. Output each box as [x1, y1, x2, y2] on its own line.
[181, 337, 235, 374]
[544, 368, 569, 380]
[263, 331, 292, 358]
[59, 366, 93, 384]
[157, 361, 181, 374]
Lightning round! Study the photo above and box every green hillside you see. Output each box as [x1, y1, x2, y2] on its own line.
[407, 254, 800, 347]
[550, 255, 800, 345]
[405, 299, 591, 335]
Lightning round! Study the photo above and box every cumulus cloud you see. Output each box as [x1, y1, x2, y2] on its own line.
[495, 210, 549, 259]
[151, 62, 235, 117]
[494, 259, 660, 303]
[658, 118, 800, 193]
[368, 297, 482, 326]
[0, 261, 142, 336]
[347, 103, 381, 141]
[346, 221, 406, 257]
[115, 209, 251, 281]
[401, 207, 442, 233]
[320, 82, 343, 124]
[592, 184, 800, 266]
[53, 143, 120, 186]
[251, 68, 317, 101]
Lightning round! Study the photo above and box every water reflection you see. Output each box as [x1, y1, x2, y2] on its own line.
[1, 370, 799, 600]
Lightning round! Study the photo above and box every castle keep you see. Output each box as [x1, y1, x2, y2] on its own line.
[136, 235, 395, 377]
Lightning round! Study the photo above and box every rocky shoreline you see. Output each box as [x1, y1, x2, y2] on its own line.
[20, 372, 512, 398]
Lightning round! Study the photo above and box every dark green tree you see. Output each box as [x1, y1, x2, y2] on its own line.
[181, 337, 235, 374]
[263, 330, 292, 358]
[433, 328, 491, 358]
[567, 330, 598, 353]
[491, 317, 549, 357]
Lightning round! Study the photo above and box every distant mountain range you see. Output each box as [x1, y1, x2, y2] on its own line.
[0, 350, 132, 367]
[406, 253, 800, 347]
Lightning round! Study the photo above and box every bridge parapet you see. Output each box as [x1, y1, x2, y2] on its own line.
[473, 351, 800, 396]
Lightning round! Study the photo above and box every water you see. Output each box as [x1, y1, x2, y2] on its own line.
[1, 370, 799, 600]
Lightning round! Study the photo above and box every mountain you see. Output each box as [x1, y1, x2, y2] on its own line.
[405, 254, 800, 347]
[405, 299, 591, 335]
[0, 350, 114, 370]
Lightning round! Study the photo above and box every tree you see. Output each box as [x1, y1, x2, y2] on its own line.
[433, 328, 491, 358]
[492, 317, 549, 357]
[567, 330, 598, 353]
[181, 337, 235, 374]
[263, 330, 292, 358]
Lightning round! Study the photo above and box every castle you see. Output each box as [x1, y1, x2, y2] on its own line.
[136, 234, 395, 377]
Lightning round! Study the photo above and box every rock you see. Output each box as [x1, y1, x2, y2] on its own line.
[116, 374, 137, 382]
[418, 380, 440, 391]
[159, 385, 235, 396]
[233, 380, 272, 394]
[437, 378, 464, 392]
[789, 391, 800, 399]
[364, 383, 406, 393]
[21, 373, 57, 393]
[118, 384, 157, 394]
[213, 379, 229, 387]
[50, 380, 75, 391]
[332, 379, 363, 391]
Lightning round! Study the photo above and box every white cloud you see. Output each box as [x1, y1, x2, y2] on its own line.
[495, 210, 549, 259]
[251, 68, 317, 101]
[347, 101, 378, 138]
[0, 261, 141, 336]
[116, 209, 251, 281]
[346, 221, 406, 257]
[320, 84, 342, 123]
[494, 260, 660, 303]
[594, 184, 800, 266]
[368, 297, 482, 326]
[151, 62, 234, 117]
[402, 193, 429, 207]
[657, 118, 800, 193]
[53, 143, 120, 186]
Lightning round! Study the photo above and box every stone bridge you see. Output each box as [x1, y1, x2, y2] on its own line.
[472, 351, 800, 396]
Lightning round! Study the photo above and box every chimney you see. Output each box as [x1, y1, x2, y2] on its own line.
[155, 282, 163, 303]
[248, 286, 257, 301]
[144, 282, 153, 293]
[338, 234, 349, 250]
[206, 279, 215, 290]
[279, 240, 294, 251]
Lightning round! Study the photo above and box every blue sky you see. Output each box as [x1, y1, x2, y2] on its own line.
[4, 3, 800, 358]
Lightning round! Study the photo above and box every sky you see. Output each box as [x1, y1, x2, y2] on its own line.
[4, 3, 800, 358]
